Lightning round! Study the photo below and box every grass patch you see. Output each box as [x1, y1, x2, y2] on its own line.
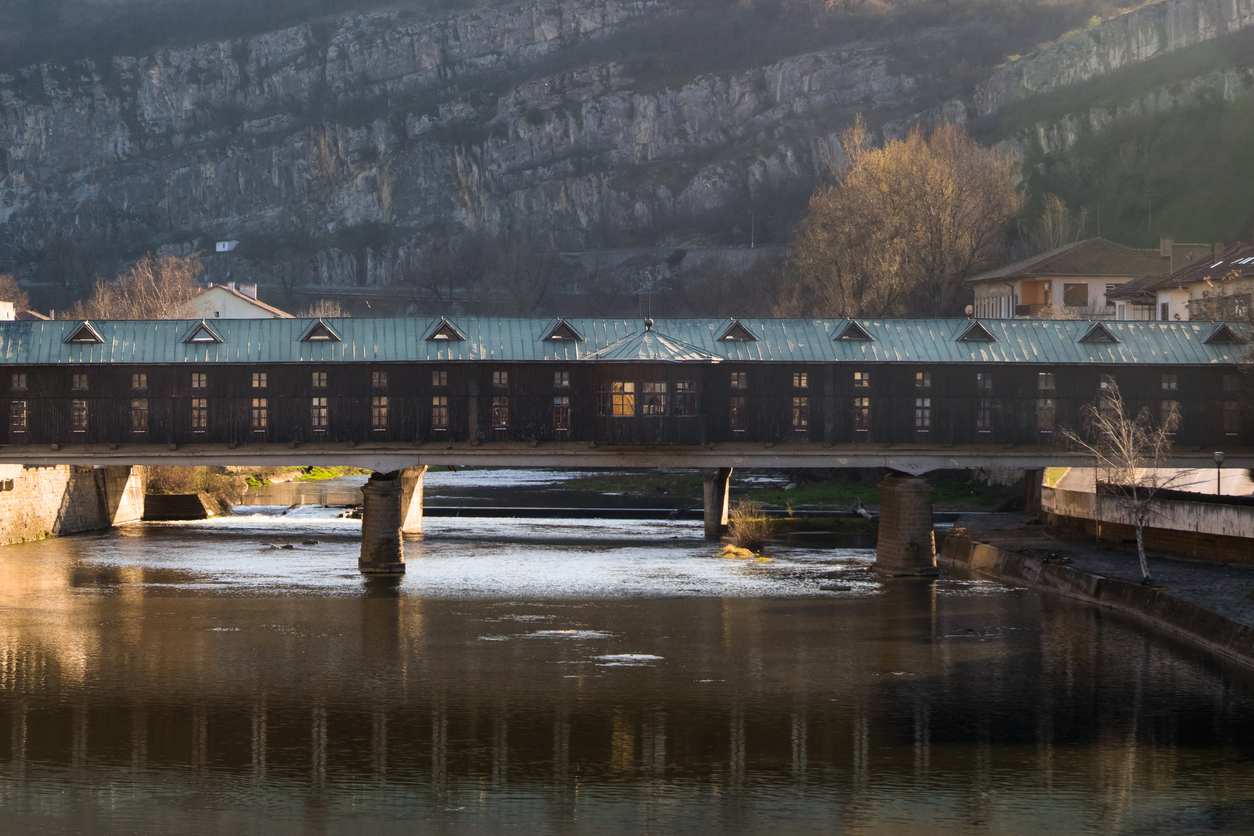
[727, 499, 770, 551]
[1045, 467, 1069, 488]
[295, 465, 371, 481]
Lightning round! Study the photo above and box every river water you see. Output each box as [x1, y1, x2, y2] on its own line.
[2, 475, 1254, 834]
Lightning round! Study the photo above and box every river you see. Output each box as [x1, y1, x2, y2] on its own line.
[1, 472, 1253, 834]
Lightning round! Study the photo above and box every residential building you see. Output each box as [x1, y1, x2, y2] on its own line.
[1109, 242, 1254, 322]
[174, 282, 293, 319]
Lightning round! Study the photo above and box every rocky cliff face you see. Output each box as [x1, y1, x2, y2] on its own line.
[0, 0, 919, 289]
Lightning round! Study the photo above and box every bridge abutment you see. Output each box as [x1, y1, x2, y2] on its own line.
[875, 474, 938, 576]
[400, 465, 428, 534]
[359, 472, 406, 575]
[701, 467, 733, 540]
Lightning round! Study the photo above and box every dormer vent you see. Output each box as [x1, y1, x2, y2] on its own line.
[65, 322, 104, 344]
[833, 320, 874, 341]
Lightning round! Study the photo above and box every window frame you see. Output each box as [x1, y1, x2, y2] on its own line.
[10, 399, 27, 434]
[791, 396, 809, 433]
[371, 396, 388, 431]
[553, 395, 571, 432]
[310, 396, 329, 431]
[432, 395, 450, 431]
[132, 373, 147, 391]
[70, 399, 89, 432]
[130, 398, 149, 433]
[251, 398, 268, 432]
[191, 398, 208, 432]
[914, 397, 932, 432]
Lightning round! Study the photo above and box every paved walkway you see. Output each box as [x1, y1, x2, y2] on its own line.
[951, 514, 1254, 629]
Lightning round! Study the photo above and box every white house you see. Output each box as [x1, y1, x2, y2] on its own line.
[1110, 242, 1254, 321]
[174, 282, 293, 319]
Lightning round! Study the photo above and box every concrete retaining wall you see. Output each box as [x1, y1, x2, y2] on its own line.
[940, 535, 1254, 669]
[0, 464, 145, 545]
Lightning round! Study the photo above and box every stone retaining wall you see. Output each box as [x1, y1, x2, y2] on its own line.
[0, 464, 145, 545]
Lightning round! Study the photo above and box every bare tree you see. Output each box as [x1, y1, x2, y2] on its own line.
[0, 274, 30, 313]
[1029, 194, 1075, 253]
[1061, 382, 1182, 584]
[481, 240, 558, 315]
[299, 299, 349, 317]
[70, 254, 204, 319]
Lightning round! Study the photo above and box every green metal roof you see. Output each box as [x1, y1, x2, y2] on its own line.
[0, 317, 1245, 365]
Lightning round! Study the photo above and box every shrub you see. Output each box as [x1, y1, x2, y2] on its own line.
[727, 499, 771, 552]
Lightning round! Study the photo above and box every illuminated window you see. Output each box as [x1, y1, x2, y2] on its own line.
[730, 371, 747, 389]
[432, 396, 449, 430]
[915, 371, 931, 389]
[976, 398, 992, 433]
[1038, 372, 1055, 391]
[675, 381, 697, 416]
[793, 372, 808, 389]
[853, 371, 870, 389]
[312, 371, 327, 389]
[553, 396, 571, 431]
[371, 396, 388, 430]
[641, 382, 667, 415]
[432, 370, 448, 387]
[311, 397, 328, 430]
[491, 396, 509, 430]
[554, 371, 570, 388]
[251, 398, 268, 431]
[730, 396, 747, 431]
[853, 397, 870, 431]
[10, 373, 25, 391]
[191, 373, 207, 389]
[1037, 398, 1055, 432]
[252, 372, 267, 389]
[914, 397, 931, 431]
[72, 373, 88, 391]
[132, 373, 147, 390]
[792, 397, 809, 432]
[191, 398, 207, 431]
[372, 371, 388, 388]
[10, 400, 26, 434]
[1161, 373, 1178, 391]
[599, 381, 635, 417]
[131, 399, 148, 432]
[71, 399, 88, 432]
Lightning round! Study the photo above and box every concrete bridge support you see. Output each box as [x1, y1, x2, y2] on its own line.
[875, 473, 937, 576]
[400, 465, 428, 534]
[701, 467, 733, 540]
[359, 472, 406, 575]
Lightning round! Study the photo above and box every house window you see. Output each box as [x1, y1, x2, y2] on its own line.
[1037, 398, 1055, 432]
[433, 370, 448, 388]
[793, 372, 808, 389]
[915, 371, 931, 389]
[730, 371, 747, 389]
[72, 373, 88, 391]
[792, 397, 809, 432]
[853, 397, 871, 431]
[1063, 283, 1088, 307]
[1161, 303, 1170, 322]
[371, 396, 388, 431]
[132, 373, 147, 390]
[1224, 400, 1240, 435]
[641, 382, 667, 415]
[1038, 372, 1055, 391]
[251, 398, 268, 431]
[914, 398, 931, 432]
[976, 372, 992, 391]
[11, 373, 25, 391]
[311, 397, 328, 430]
[312, 371, 327, 389]
[130, 399, 148, 432]
[1224, 374, 1239, 392]
[432, 396, 449, 430]
[491, 396, 509, 430]
[493, 371, 509, 389]
[192, 373, 207, 390]
[372, 371, 388, 388]
[1161, 373, 1178, 391]
[553, 396, 571, 432]
[71, 399, 88, 432]
[554, 371, 570, 388]
[1161, 400, 1180, 432]
[191, 398, 208, 431]
[10, 400, 26, 434]
[853, 371, 870, 389]
[976, 398, 993, 433]
[252, 372, 267, 389]
[675, 381, 697, 416]
[730, 396, 747, 431]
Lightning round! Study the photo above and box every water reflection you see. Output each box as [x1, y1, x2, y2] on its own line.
[0, 515, 1252, 834]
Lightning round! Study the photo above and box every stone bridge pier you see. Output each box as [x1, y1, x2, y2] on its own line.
[875, 473, 938, 576]
[358, 466, 427, 575]
[701, 467, 733, 540]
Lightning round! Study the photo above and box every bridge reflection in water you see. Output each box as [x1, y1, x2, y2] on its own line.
[1, 515, 1254, 834]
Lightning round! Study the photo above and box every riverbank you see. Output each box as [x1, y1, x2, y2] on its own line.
[941, 519, 1254, 671]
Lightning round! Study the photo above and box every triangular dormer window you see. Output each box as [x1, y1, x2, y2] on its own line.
[834, 320, 874, 341]
[1079, 322, 1119, 344]
[717, 319, 758, 342]
[543, 319, 584, 342]
[300, 319, 341, 343]
[426, 318, 466, 342]
[956, 321, 997, 343]
[65, 322, 103, 344]
[1205, 323, 1246, 345]
[182, 320, 224, 344]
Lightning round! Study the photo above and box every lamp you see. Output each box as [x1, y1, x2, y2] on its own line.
[1214, 451, 1226, 495]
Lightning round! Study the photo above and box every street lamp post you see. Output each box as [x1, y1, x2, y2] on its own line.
[1214, 451, 1226, 495]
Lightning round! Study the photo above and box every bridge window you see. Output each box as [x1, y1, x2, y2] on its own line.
[1038, 372, 1055, 391]
[251, 398, 268, 431]
[10, 373, 25, 391]
[491, 396, 509, 430]
[675, 381, 697, 416]
[641, 382, 667, 416]
[432, 396, 449, 431]
[71, 399, 88, 432]
[433, 371, 448, 388]
[191, 373, 207, 390]
[252, 372, 267, 389]
[1224, 374, 1239, 392]
[599, 382, 635, 417]
[132, 373, 147, 390]
[1224, 400, 1240, 435]
[730, 397, 747, 432]
[976, 398, 992, 433]
[1161, 400, 1180, 433]
[976, 372, 992, 391]
[1037, 398, 1055, 432]
[1099, 374, 1115, 390]
[311, 397, 328, 431]
[312, 372, 327, 389]
[553, 396, 571, 432]
[131, 399, 148, 432]
[914, 398, 931, 432]
[793, 372, 808, 389]
[493, 371, 509, 389]
[372, 371, 388, 388]
[730, 371, 747, 389]
[191, 399, 207, 432]
[792, 397, 809, 432]
[554, 371, 570, 388]
[1161, 373, 1177, 391]
[371, 397, 388, 431]
[853, 397, 870, 431]
[915, 372, 931, 389]
[10, 400, 26, 434]
[853, 371, 870, 389]
[72, 373, 87, 391]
